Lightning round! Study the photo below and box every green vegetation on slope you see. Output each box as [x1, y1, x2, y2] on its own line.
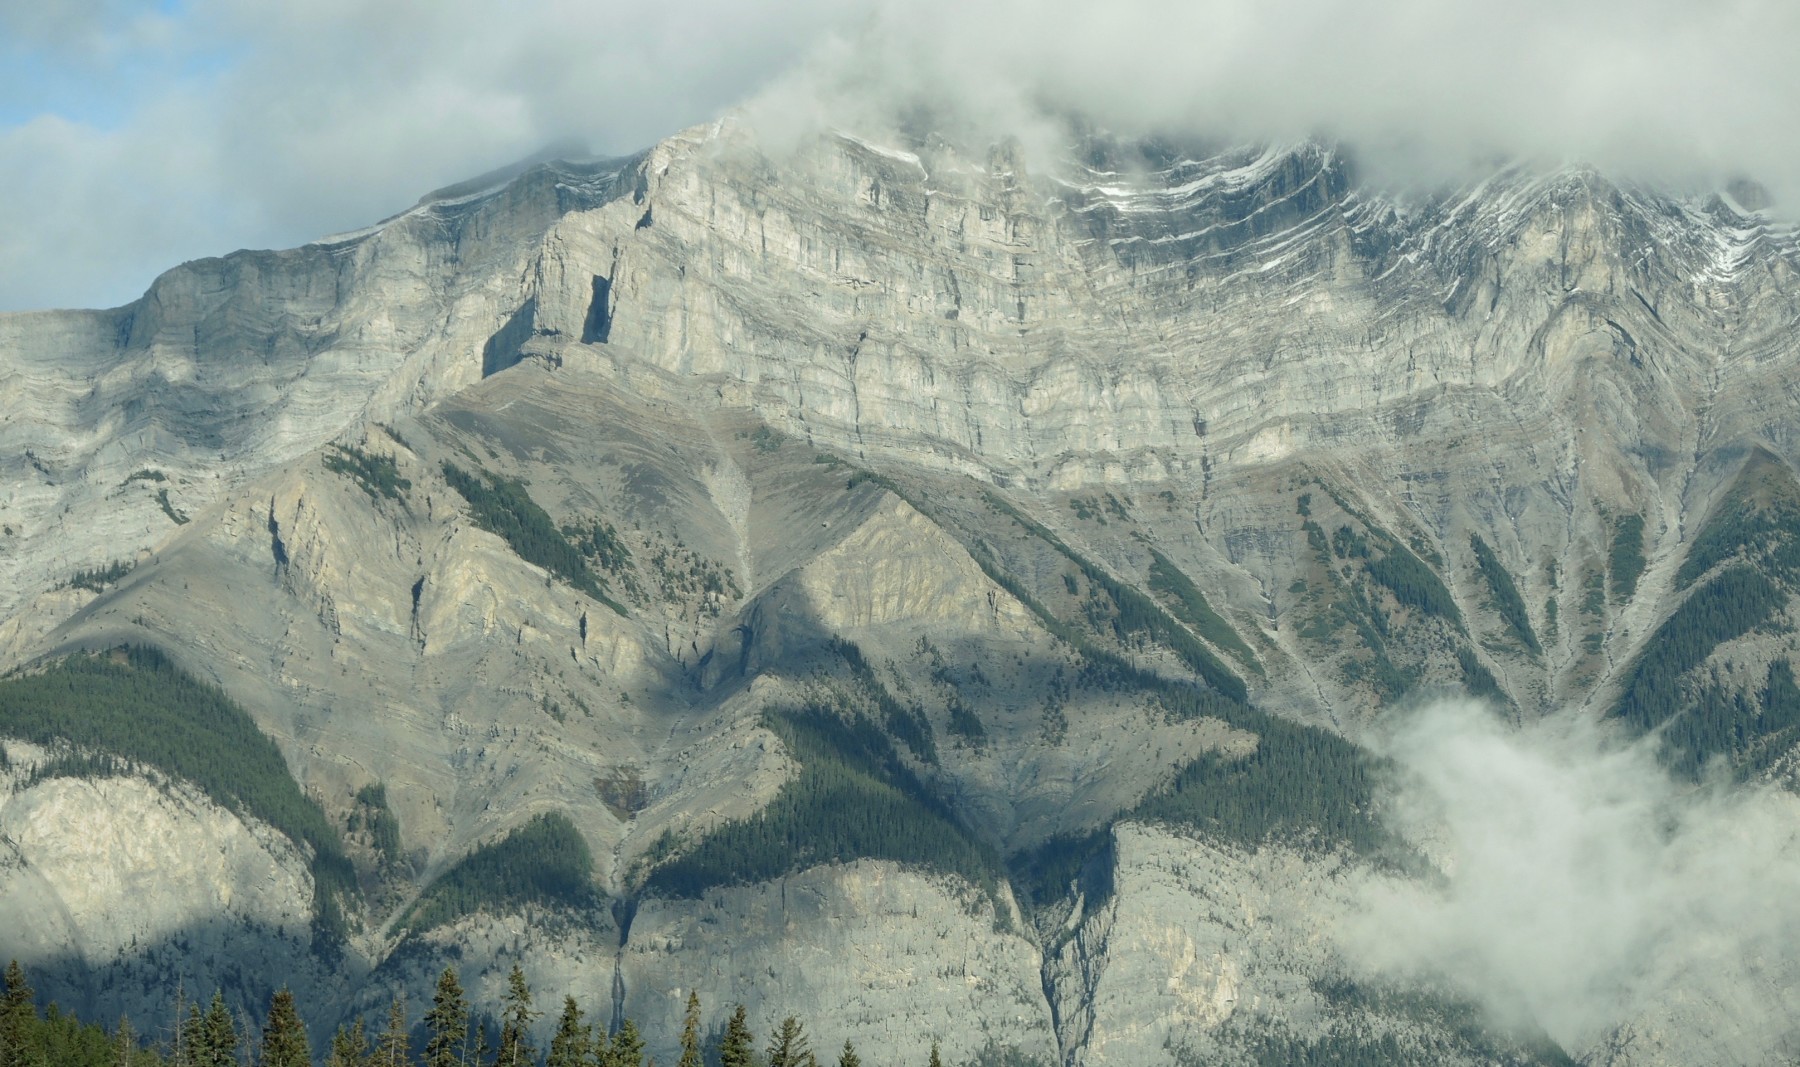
[1013, 654, 1391, 910]
[1365, 541, 1461, 628]
[1298, 522, 1415, 703]
[1643, 657, 1800, 778]
[1612, 454, 1800, 773]
[0, 647, 353, 940]
[829, 638, 938, 764]
[399, 813, 596, 934]
[1676, 450, 1800, 589]
[0, 958, 935, 1067]
[155, 488, 189, 525]
[979, 491, 1246, 701]
[1608, 513, 1647, 599]
[1311, 487, 1460, 630]
[562, 516, 633, 576]
[324, 444, 412, 503]
[1469, 534, 1539, 654]
[1127, 699, 1388, 857]
[440, 461, 627, 616]
[66, 560, 133, 593]
[1147, 549, 1262, 674]
[1456, 647, 1504, 702]
[352, 782, 405, 872]
[1611, 565, 1784, 752]
[1011, 829, 1115, 912]
[645, 703, 1000, 903]
[830, 473, 1382, 890]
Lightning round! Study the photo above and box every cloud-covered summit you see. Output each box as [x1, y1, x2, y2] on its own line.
[2, 0, 1795, 311]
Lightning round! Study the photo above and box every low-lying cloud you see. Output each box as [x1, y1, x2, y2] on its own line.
[3, 0, 1798, 311]
[1340, 699, 1800, 1057]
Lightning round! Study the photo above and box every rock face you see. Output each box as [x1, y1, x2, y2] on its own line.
[623, 863, 1055, 1067]
[4, 116, 1800, 1064]
[0, 749, 323, 1025]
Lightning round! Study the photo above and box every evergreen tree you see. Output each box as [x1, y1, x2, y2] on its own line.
[675, 993, 702, 1067]
[605, 1019, 644, 1067]
[836, 1042, 860, 1067]
[495, 966, 539, 1067]
[376, 999, 408, 1067]
[718, 1007, 753, 1067]
[196, 993, 236, 1067]
[180, 1004, 204, 1067]
[422, 969, 469, 1067]
[112, 1016, 137, 1067]
[261, 989, 309, 1067]
[765, 1017, 810, 1067]
[0, 960, 36, 1067]
[927, 1041, 942, 1067]
[544, 997, 589, 1067]
[327, 1018, 371, 1067]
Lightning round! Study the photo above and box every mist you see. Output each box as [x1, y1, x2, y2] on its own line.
[1339, 699, 1800, 1057]
[749, 0, 1800, 197]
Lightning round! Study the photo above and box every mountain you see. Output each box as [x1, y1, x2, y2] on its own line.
[4, 116, 1800, 1065]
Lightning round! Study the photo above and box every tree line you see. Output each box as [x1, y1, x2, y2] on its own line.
[644, 702, 1002, 906]
[439, 462, 626, 617]
[398, 814, 596, 935]
[0, 959, 910, 1067]
[0, 648, 354, 947]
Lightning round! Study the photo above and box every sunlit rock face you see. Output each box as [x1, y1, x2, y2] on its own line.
[4, 116, 1800, 1065]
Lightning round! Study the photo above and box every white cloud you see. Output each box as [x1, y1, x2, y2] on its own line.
[2, 0, 1798, 310]
[1340, 699, 1800, 1056]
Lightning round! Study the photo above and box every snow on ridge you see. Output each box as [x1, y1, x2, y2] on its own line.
[834, 131, 926, 171]
[1061, 144, 1303, 215]
[306, 161, 626, 250]
[307, 180, 515, 248]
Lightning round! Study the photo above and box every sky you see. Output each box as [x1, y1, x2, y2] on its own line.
[2, 0, 1798, 311]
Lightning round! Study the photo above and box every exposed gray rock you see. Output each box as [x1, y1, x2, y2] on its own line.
[4, 114, 1800, 1064]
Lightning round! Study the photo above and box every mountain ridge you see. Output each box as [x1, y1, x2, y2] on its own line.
[4, 116, 1800, 1065]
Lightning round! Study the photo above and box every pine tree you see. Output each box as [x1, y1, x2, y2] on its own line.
[836, 1041, 860, 1067]
[766, 1017, 810, 1067]
[606, 1018, 644, 1067]
[113, 1015, 137, 1067]
[181, 1004, 204, 1067]
[0, 960, 36, 1067]
[927, 1041, 943, 1067]
[718, 1007, 753, 1067]
[196, 993, 237, 1067]
[465, 1024, 489, 1067]
[675, 993, 702, 1067]
[544, 997, 589, 1067]
[376, 998, 408, 1067]
[422, 968, 468, 1067]
[262, 988, 310, 1067]
[329, 1014, 370, 1065]
[495, 966, 539, 1067]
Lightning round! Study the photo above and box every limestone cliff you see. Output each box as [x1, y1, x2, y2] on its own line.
[3, 116, 1800, 1064]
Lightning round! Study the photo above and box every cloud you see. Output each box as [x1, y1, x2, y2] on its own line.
[1338, 699, 1800, 1057]
[3, 0, 1798, 310]
[755, 0, 1800, 194]
[0, 0, 869, 310]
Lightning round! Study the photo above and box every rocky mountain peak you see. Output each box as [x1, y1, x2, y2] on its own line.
[6, 113, 1800, 1065]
